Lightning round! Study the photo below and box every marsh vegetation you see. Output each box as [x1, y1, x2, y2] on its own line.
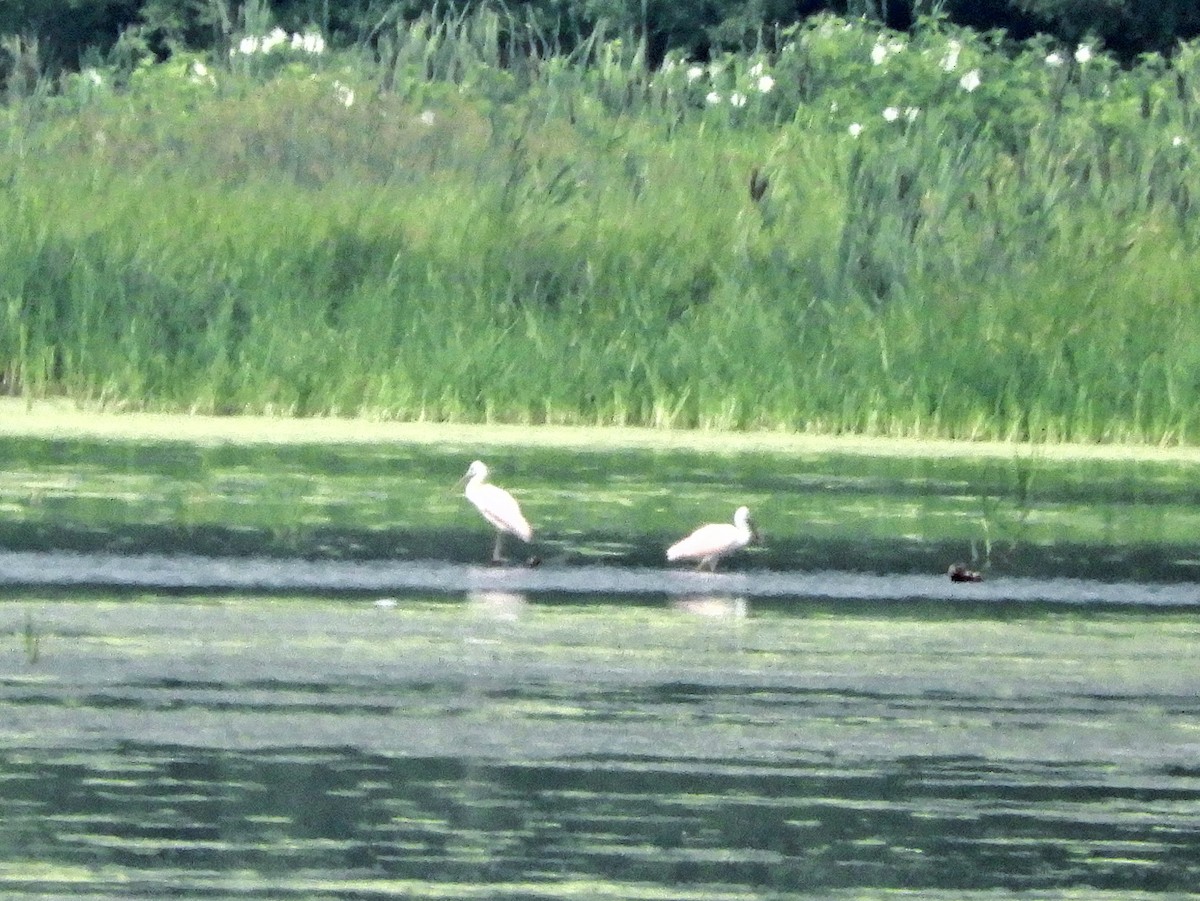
[2, 9, 1199, 440]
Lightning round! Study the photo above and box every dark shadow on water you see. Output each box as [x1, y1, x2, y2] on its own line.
[0, 744, 1197, 894]
[2, 551, 1199, 606]
[2, 521, 1199, 583]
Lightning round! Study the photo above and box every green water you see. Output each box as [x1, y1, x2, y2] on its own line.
[1, 594, 1198, 898]
[1, 433, 1200, 897]
[3, 435, 1200, 579]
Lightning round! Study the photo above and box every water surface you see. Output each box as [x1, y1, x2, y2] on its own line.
[3, 434, 1200, 580]
[2, 430, 1199, 897]
[1, 592, 1198, 898]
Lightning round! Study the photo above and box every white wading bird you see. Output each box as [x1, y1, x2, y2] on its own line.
[667, 505, 756, 571]
[460, 460, 533, 563]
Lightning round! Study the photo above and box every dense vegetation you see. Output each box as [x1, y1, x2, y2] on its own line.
[4, 0, 1200, 73]
[1, 5, 1199, 441]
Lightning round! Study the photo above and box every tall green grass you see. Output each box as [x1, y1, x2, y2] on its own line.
[1, 10, 1199, 441]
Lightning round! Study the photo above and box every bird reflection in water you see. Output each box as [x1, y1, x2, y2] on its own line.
[467, 590, 528, 621]
[670, 595, 749, 619]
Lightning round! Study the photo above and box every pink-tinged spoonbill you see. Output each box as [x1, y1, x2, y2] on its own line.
[460, 460, 533, 563]
[667, 506, 755, 571]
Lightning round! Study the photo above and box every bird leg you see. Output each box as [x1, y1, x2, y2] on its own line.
[491, 532, 506, 564]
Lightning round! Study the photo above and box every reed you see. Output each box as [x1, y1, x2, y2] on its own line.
[1, 11, 1198, 441]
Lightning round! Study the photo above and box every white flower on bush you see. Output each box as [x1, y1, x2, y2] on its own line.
[959, 69, 981, 92]
[84, 68, 103, 86]
[419, 110, 436, 126]
[848, 122, 863, 137]
[940, 39, 961, 72]
[332, 80, 354, 107]
[292, 31, 325, 54]
[1172, 135, 1185, 147]
[882, 106, 900, 122]
[1074, 44, 1092, 64]
[261, 27, 288, 53]
[756, 75, 775, 93]
[234, 27, 326, 56]
[870, 40, 904, 66]
[730, 91, 747, 107]
[705, 91, 721, 105]
[749, 61, 765, 77]
[1045, 51, 1064, 68]
[189, 61, 215, 85]
[686, 65, 704, 83]
[905, 106, 920, 122]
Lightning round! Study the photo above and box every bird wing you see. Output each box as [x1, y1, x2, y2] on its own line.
[470, 483, 533, 541]
[667, 523, 738, 561]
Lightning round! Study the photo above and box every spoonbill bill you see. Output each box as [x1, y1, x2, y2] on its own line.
[667, 506, 755, 571]
[460, 460, 533, 563]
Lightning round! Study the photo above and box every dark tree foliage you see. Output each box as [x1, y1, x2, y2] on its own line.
[1011, 0, 1200, 58]
[1, 0, 139, 68]
[1, 0, 1198, 74]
